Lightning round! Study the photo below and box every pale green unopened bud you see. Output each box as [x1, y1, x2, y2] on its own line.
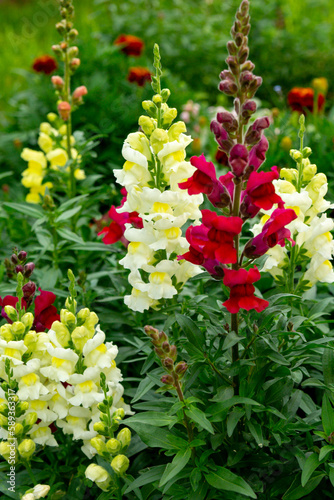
[85, 464, 112, 492]
[21, 312, 34, 331]
[110, 454, 130, 476]
[117, 428, 131, 450]
[161, 108, 177, 127]
[150, 128, 169, 154]
[168, 121, 187, 141]
[24, 331, 38, 349]
[14, 423, 24, 436]
[65, 297, 77, 312]
[47, 112, 57, 122]
[23, 412, 38, 428]
[90, 437, 107, 455]
[142, 100, 157, 118]
[302, 146, 312, 158]
[84, 311, 99, 332]
[161, 88, 171, 102]
[32, 484, 51, 499]
[71, 326, 91, 351]
[290, 149, 302, 162]
[0, 324, 13, 342]
[11, 321, 25, 337]
[93, 421, 108, 435]
[4, 306, 18, 322]
[17, 401, 29, 416]
[0, 441, 12, 461]
[153, 94, 162, 106]
[303, 162, 317, 182]
[22, 493, 34, 500]
[114, 408, 125, 419]
[77, 307, 90, 325]
[138, 115, 155, 136]
[60, 309, 76, 328]
[0, 403, 8, 415]
[51, 321, 71, 347]
[280, 168, 298, 183]
[106, 438, 121, 455]
[18, 439, 36, 459]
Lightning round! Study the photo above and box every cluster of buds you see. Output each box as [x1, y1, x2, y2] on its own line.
[3, 250, 36, 308]
[51, 0, 87, 121]
[144, 326, 187, 387]
[85, 373, 131, 492]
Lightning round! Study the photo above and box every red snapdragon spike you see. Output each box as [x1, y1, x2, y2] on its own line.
[223, 266, 269, 313]
[243, 166, 283, 211]
[34, 289, 59, 332]
[287, 87, 325, 113]
[127, 67, 152, 86]
[244, 208, 297, 258]
[114, 34, 144, 57]
[228, 144, 249, 177]
[32, 55, 58, 74]
[201, 210, 243, 264]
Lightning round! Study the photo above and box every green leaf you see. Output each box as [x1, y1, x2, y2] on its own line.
[175, 313, 205, 350]
[247, 422, 264, 447]
[323, 348, 334, 388]
[207, 397, 262, 417]
[301, 453, 320, 487]
[159, 448, 192, 486]
[322, 394, 334, 435]
[55, 205, 82, 222]
[124, 411, 178, 427]
[57, 227, 84, 244]
[3, 202, 43, 219]
[329, 466, 334, 488]
[283, 472, 325, 499]
[223, 331, 245, 350]
[190, 468, 202, 492]
[205, 467, 257, 498]
[131, 376, 155, 403]
[124, 465, 166, 494]
[70, 242, 114, 252]
[185, 406, 214, 434]
[124, 422, 188, 450]
[58, 194, 88, 211]
[227, 409, 245, 437]
[319, 445, 334, 461]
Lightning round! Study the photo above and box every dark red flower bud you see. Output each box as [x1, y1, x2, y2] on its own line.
[235, 33, 244, 47]
[229, 144, 249, 177]
[169, 345, 177, 361]
[238, 46, 249, 64]
[227, 41, 237, 55]
[18, 251, 27, 262]
[216, 112, 238, 132]
[15, 265, 24, 274]
[226, 56, 238, 75]
[11, 254, 18, 265]
[158, 331, 168, 343]
[219, 70, 235, 82]
[154, 347, 164, 358]
[22, 281, 37, 301]
[24, 262, 35, 278]
[175, 361, 188, 377]
[219, 80, 238, 96]
[144, 325, 160, 339]
[241, 100, 257, 118]
[162, 341, 170, 353]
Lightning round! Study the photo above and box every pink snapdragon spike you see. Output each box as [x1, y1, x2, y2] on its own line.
[223, 266, 269, 313]
[244, 208, 297, 258]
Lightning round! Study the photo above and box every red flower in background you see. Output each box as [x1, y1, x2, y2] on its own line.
[127, 67, 152, 86]
[223, 266, 269, 313]
[0, 289, 59, 332]
[287, 87, 325, 113]
[114, 34, 144, 56]
[32, 55, 58, 74]
[98, 206, 143, 246]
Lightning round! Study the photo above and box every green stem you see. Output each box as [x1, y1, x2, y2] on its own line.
[114, 475, 123, 500]
[205, 355, 234, 386]
[63, 30, 75, 198]
[174, 375, 195, 459]
[24, 461, 37, 486]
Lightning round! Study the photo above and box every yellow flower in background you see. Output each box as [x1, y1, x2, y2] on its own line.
[280, 136, 292, 152]
[312, 77, 328, 95]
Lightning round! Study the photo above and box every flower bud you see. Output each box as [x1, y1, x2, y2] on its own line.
[47, 112, 58, 122]
[69, 28, 79, 40]
[57, 101, 71, 121]
[0, 441, 13, 462]
[110, 454, 130, 476]
[0, 414, 7, 426]
[90, 437, 107, 456]
[161, 374, 174, 385]
[21, 312, 34, 330]
[161, 341, 170, 353]
[150, 128, 169, 154]
[15, 265, 24, 274]
[70, 58, 81, 70]
[114, 408, 125, 419]
[24, 331, 38, 349]
[290, 149, 303, 162]
[152, 94, 162, 105]
[52, 321, 71, 346]
[302, 162, 317, 182]
[18, 439, 36, 459]
[238, 46, 249, 64]
[142, 100, 157, 118]
[138, 115, 155, 136]
[162, 358, 174, 371]
[60, 309, 76, 328]
[161, 88, 171, 102]
[312, 77, 328, 94]
[169, 345, 177, 361]
[22, 493, 34, 500]
[241, 61, 255, 72]
[117, 428, 131, 450]
[72, 85, 88, 104]
[0, 324, 13, 342]
[0, 403, 8, 415]
[161, 108, 177, 127]
[175, 361, 188, 377]
[23, 412, 38, 428]
[106, 438, 121, 455]
[11, 321, 25, 337]
[226, 56, 238, 74]
[280, 168, 298, 183]
[229, 144, 249, 177]
[85, 464, 112, 492]
[14, 423, 24, 436]
[11, 254, 18, 265]
[216, 111, 238, 132]
[302, 147, 312, 158]
[93, 421, 108, 435]
[22, 281, 36, 301]
[227, 40, 237, 55]
[51, 75, 64, 89]
[31, 484, 51, 499]
[4, 305, 18, 322]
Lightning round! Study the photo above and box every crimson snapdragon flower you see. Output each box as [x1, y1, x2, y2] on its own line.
[98, 206, 143, 246]
[242, 166, 283, 212]
[223, 266, 269, 313]
[244, 208, 297, 258]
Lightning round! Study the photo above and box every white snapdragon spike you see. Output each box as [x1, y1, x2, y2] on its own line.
[83, 327, 118, 369]
[114, 99, 204, 312]
[40, 343, 79, 382]
[68, 367, 104, 408]
[29, 423, 58, 447]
